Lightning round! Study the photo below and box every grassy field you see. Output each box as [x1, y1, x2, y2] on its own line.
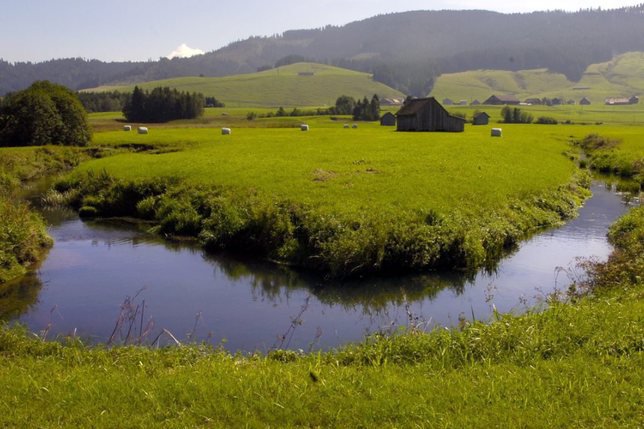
[431, 51, 644, 104]
[51, 115, 600, 276]
[82, 122, 576, 216]
[1, 103, 642, 426]
[84, 63, 404, 108]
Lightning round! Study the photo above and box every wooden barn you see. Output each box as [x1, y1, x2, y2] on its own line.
[472, 112, 490, 125]
[579, 97, 591, 105]
[380, 112, 396, 126]
[396, 97, 466, 132]
[483, 94, 520, 105]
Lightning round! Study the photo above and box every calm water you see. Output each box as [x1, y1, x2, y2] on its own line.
[3, 183, 636, 352]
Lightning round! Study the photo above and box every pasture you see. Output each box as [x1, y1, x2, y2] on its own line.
[85, 121, 578, 218]
[84, 63, 404, 108]
[431, 51, 644, 103]
[62, 112, 614, 276]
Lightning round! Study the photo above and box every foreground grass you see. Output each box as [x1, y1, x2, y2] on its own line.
[1, 205, 641, 427]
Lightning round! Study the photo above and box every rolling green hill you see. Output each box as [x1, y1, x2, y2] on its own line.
[431, 52, 644, 104]
[85, 63, 404, 107]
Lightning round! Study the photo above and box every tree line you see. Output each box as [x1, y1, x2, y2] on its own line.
[5, 8, 644, 97]
[122, 86, 204, 122]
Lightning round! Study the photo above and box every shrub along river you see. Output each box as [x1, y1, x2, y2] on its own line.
[2, 182, 638, 352]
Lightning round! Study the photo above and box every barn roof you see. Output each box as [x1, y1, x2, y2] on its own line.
[396, 97, 464, 117]
[474, 112, 490, 118]
[489, 94, 520, 103]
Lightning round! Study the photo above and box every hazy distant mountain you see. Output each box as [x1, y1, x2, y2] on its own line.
[2, 5, 644, 96]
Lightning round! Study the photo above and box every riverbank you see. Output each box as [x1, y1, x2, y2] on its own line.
[0, 147, 84, 283]
[0, 206, 641, 427]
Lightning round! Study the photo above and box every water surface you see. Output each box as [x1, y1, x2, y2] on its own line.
[4, 183, 635, 351]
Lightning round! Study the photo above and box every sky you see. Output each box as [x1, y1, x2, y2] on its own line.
[0, 0, 636, 63]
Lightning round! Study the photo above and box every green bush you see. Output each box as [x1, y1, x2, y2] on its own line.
[0, 81, 91, 147]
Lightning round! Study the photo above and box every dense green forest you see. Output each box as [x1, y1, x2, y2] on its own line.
[2, 5, 644, 96]
[122, 86, 204, 122]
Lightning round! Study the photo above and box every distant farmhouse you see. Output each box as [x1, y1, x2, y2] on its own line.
[396, 97, 466, 132]
[472, 112, 490, 125]
[471, 99, 481, 105]
[580, 97, 591, 105]
[443, 98, 454, 105]
[483, 94, 520, 105]
[604, 96, 639, 105]
[380, 112, 396, 126]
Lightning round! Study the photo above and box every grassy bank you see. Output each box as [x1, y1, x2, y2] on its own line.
[574, 130, 644, 183]
[56, 123, 590, 276]
[0, 206, 641, 427]
[0, 147, 85, 283]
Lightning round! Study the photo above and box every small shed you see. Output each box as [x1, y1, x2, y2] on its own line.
[579, 97, 591, 105]
[483, 95, 520, 105]
[395, 97, 466, 132]
[471, 99, 481, 105]
[380, 112, 396, 126]
[472, 112, 490, 126]
[442, 98, 454, 105]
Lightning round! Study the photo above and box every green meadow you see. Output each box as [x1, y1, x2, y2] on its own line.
[85, 63, 404, 107]
[431, 51, 644, 104]
[1, 102, 643, 426]
[55, 113, 606, 276]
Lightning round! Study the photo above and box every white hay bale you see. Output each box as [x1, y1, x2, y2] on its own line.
[137, 127, 148, 135]
[300, 124, 309, 131]
[491, 128, 502, 137]
[343, 123, 350, 128]
[221, 127, 231, 135]
[123, 125, 132, 131]
[352, 124, 358, 129]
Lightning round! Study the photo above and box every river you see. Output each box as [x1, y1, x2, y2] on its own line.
[2, 182, 637, 352]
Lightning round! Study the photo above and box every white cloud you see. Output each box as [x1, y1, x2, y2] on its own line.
[166, 43, 205, 59]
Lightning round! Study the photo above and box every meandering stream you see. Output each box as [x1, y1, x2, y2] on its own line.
[2, 182, 636, 352]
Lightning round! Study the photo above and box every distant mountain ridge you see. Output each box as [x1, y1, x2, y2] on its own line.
[2, 5, 644, 96]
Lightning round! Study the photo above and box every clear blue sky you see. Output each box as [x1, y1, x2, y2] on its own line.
[0, 0, 634, 63]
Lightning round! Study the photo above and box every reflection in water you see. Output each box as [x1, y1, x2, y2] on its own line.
[4, 182, 638, 351]
[0, 274, 43, 320]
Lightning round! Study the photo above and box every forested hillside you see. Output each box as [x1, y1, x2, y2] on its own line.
[2, 5, 644, 96]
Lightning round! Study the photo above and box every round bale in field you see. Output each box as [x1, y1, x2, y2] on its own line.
[138, 127, 148, 135]
[491, 128, 502, 137]
[300, 124, 309, 131]
[123, 125, 132, 131]
[343, 124, 350, 128]
[221, 127, 232, 135]
[352, 124, 358, 129]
